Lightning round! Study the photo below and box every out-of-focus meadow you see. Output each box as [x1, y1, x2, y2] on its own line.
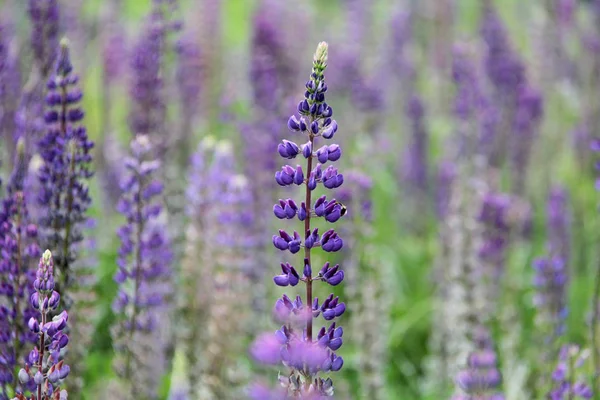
[2, 0, 600, 399]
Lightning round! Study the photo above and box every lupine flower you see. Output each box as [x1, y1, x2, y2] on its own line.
[532, 256, 568, 370]
[251, 42, 346, 397]
[547, 186, 570, 263]
[174, 32, 203, 160]
[38, 38, 94, 299]
[15, 250, 69, 400]
[110, 134, 173, 399]
[435, 160, 457, 219]
[548, 345, 593, 399]
[241, 0, 298, 318]
[0, 140, 41, 399]
[200, 172, 255, 398]
[451, 43, 499, 160]
[250, 0, 295, 114]
[480, 1, 533, 171]
[35, 41, 94, 396]
[128, 0, 180, 150]
[480, 2, 525, 98]
[402, 95, 429, 198]
[179, 139, 256, 398]
[476, 191, 512, 318]
[27, 0, 60, 78]
[128, 11, 165, 141]
[0, 22, 22, 166]
[452, 328, 504, 399]
[510, 84, 543, 195]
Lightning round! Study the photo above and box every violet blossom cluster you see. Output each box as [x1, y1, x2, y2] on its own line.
[0, 22, 22, 163]
[111, 134, 173, 399]
[453, 329, 504, 400]
[16, 250, 69, 400]
[0, 140, 41, 399]
[27, 0, 60, 78]
[532, 257, 568, 351]
[477, 191, 512, 317]
[546, 187, 570, 263]
[402, 95, 429, 200]
[37, 38, 94, 304]
[548, 345, 593, 399]
[251, 42, 345, 398]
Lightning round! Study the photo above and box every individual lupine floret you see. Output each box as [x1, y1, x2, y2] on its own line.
[15, 250, 69, 400]
[548, 345, 593, 399]
[252, 42, 346, 397]
[0, 140, 41, 399]
[110, 135, 173, 400]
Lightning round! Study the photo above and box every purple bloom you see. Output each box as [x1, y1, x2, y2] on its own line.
[252, 42, 346, 397]
[27, 0, 60, 78]
[547, 186, 570, 262]
[0, 22, 22, 165]
[401, 95, 428, 196]
[17, 250, 69, 400]
[435, 160, 456, 219]
[453, 329, 504, 399]
[37, 39, 94, 305]
[175, 33, 203, 150]
[510, 84, 543, 194]
[111, 135, 173, 398]
[451, 43, 499, 162]
[533, 256, 568, 345]
[480, 3, 525, 96]
[548, 345, 593, 399]
[128, 13, 165, 140]
[0, 141, 40, 398]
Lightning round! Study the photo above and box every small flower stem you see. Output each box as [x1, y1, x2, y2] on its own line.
[37, 311, 47, 400]
[13, 198, 23, 390]
[305, 132, 315, 342]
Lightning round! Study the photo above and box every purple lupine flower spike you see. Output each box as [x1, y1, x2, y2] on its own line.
[547, 186, 570, 263]
[27, 0, 60, 78]
[16, 250, 69, 400]
[128, 13, 165, 140]
[110, 134, 173, 398]
[532, 256, 568, 365]
[0, 22, 22, 167]
[548, 345, 593, 399]
[38, 38, 94, 301]
[452, 329, 504, 399]
[251, 42, 346, 397]
[37, 41, 94, 397]
[402, 95, 429, 198]
[0, 139, 41, 399]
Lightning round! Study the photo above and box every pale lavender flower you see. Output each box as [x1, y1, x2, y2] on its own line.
[111, 134, 173, 399]
[547, 186, 570, 263]
[548, 345, 593, 399]
[28, 0, 60, 78]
